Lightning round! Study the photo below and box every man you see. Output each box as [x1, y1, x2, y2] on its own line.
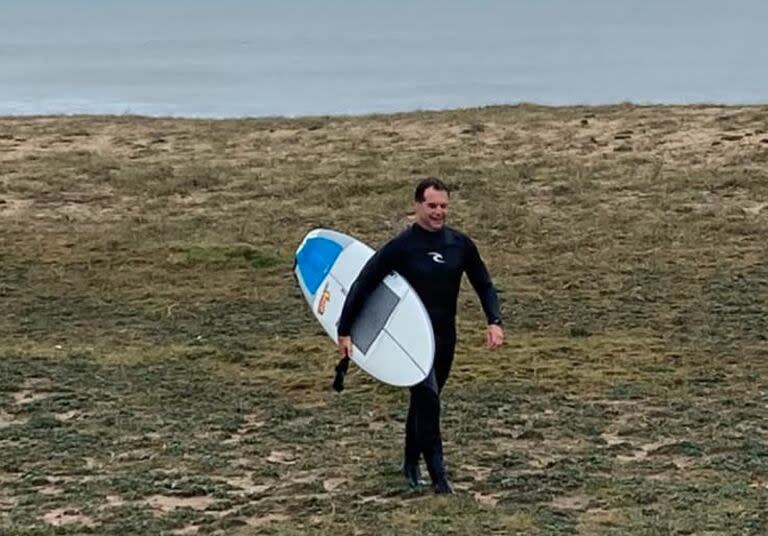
[337, 177, 504, 494]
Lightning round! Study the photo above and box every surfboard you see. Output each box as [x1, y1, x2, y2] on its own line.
[294, 228, 434, 387]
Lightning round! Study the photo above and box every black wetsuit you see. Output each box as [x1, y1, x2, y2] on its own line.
[337, 223, 501, 481]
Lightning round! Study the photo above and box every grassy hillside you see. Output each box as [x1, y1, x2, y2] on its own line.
[1, 105, 767, 535]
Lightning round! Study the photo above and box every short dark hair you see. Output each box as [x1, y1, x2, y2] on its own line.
[414, 177, 450, 202]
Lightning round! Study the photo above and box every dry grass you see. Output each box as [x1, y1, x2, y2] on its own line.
[1, 104, 768, 535]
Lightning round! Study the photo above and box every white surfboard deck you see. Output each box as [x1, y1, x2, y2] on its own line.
[294, 228, 434, 387]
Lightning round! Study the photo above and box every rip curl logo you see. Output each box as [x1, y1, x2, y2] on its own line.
[428, 252, 445, 264]
[317, 283, 331, 315]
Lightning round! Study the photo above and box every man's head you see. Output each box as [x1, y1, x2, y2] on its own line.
[413, 177, 450, 232]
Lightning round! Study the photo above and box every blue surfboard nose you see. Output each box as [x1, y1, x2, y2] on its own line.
[295, 236, 343, 295]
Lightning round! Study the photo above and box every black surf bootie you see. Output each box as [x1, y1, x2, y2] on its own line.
[424, 450, 452, 494]
[432, 475, 453, 495]
[402, 463, 426, 489]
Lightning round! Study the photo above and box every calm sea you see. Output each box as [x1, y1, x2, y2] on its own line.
[1, 0, 766, 117]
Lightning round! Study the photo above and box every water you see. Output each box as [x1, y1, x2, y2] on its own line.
[1, 0, 766, 118]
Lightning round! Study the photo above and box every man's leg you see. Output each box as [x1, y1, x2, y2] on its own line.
[403, 392, 424, 488]
[434, 334, 455, 394]
[413, 330, 456, 494]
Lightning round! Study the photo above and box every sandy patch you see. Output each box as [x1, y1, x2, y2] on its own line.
[289, 470, 321, 485]
[222, 412, 267, 445]
[171, 525, 201, 535]
[0, 472, 21, 483]
[460, 464, 493, 482]
[267, 450, 297, 465]
[600, 431, 631, 447]
[742, 202, 768, 215]
[0, 196, 35, 219]
[12, 377, 54, 405]
[246, 513, 290, 528]
[104, 495, 126, 508]
[528, 454, 566, 469]
[231, 457, 254, 468]
[472, 491, 502, 507]
[55, 200, 121, 223]
[552, 493, 591, 511]
[13, 390, 50, 405]
[145, 494, 216, 513]
[616, 440, 689, 462]
[38, 485, 64, 496]
[45, 474, 96, 485]
[0, 410, 28, 428]
[217, 474, 273, 495]
[0, 495, 17, 511]
[42, 507, 97, 527]
[322, 477, 347, 492]
[54, 410, 80, 422]
[359, 494, 393, 505]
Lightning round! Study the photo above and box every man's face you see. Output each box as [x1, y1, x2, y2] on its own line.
[414, 187, 449, 232]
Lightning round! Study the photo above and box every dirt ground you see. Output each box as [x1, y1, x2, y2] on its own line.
[1, 104, 767, 535]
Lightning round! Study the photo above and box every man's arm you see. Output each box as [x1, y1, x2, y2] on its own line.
[337, 239, 400, 352]
[464, 237, 504, 349]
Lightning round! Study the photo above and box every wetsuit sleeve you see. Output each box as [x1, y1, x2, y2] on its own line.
[464, 237, 502, 325]
[337, 239, 400, 337]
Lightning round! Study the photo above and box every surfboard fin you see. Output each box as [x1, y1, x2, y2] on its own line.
[333, 357, 350, 392]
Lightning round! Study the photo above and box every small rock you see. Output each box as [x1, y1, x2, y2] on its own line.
[461, 123, 486, 134]
[569, 326, 591, 338]
[517, 429, 545, 441]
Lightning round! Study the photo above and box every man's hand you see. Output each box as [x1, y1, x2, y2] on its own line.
[338, 336, 353, 358]
[486, 324, 504, 350]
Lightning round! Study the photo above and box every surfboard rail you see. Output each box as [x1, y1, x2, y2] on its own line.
[294, 228, 434, 387]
